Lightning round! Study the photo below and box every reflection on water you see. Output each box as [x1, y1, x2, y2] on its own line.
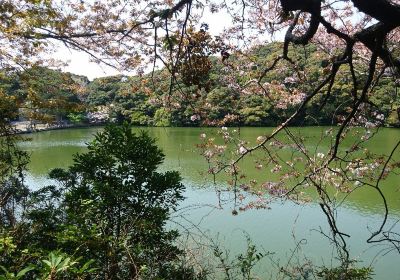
[20, 126, 400, 279]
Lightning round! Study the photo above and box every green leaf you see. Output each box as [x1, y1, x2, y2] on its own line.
[16, 266, 35, 278]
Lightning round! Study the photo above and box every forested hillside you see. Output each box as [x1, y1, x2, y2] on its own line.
[2, 42, 399, 127]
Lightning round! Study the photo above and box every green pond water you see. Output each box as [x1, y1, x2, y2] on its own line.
[20, 126, 400, 279]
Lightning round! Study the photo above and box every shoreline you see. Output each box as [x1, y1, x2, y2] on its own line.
[10, 121, 399, 135]
[11, 121, 105, 135]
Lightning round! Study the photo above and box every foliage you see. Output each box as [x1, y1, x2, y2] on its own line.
[5, 43, 397, 128]
[0, 119, 29, 229]
[10, 124, 205, 279]
[0, 122, 205, 279]
[40, 251, 96, 280]
[316, 263, 373, 280]
[0, 0, 399, 278]
[0, 265, 34, 280]
[50, 124, 185, 278]
[154, 108, 172, 127]
[67, 113, 86, 124]
[0, 87, 29, 272]
[1, 67, 86, 128]
[177, 24, 222, 90]
[2, 40, 399, 128]
[0, 251, 96, 280]
[212, 237, 267, 280]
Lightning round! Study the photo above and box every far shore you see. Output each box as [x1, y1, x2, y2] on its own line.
[10, 120, 399, 135]
[11, 121, 103, 135]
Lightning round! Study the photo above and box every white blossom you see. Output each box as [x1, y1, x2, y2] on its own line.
[190, 114, 200, 121]
[256, 136, 266, 143]
[239, 146, 247, 154]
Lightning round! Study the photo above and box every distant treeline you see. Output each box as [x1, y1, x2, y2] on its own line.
[1, 42, 399, 127]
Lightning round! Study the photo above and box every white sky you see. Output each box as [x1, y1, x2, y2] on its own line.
[54, 8, 233, 80]
[53, 4, 286, 81]
[54, 46, 121, 80]
[46, 1, 358, 80]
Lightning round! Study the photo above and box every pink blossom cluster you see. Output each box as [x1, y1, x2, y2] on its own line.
[262, 181, 286, 196]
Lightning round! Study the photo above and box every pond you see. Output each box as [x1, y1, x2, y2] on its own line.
[21, 126, 400, 279]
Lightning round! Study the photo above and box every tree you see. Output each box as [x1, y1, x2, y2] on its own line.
[18, 66, 84, 125]
[0, 92, 30, 273]
[0, 124, 206, 279]
[36, 124, 187, 279]
[0, 92, 29, 227]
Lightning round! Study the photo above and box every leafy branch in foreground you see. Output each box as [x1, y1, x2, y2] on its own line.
[22, 124, 204, 279]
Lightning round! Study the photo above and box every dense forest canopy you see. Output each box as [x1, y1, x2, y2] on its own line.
[1, 42, 399, 127]
[0, 0, 399, 129]
[0, 0, 400, 279]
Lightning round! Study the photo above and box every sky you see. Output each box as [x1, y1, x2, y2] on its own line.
[55, 46, 121, 80]
[41, 1, 356, 81]
[54, 8, 233, 80]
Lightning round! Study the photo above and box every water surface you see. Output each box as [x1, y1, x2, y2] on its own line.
[21, 127, 400, 279]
